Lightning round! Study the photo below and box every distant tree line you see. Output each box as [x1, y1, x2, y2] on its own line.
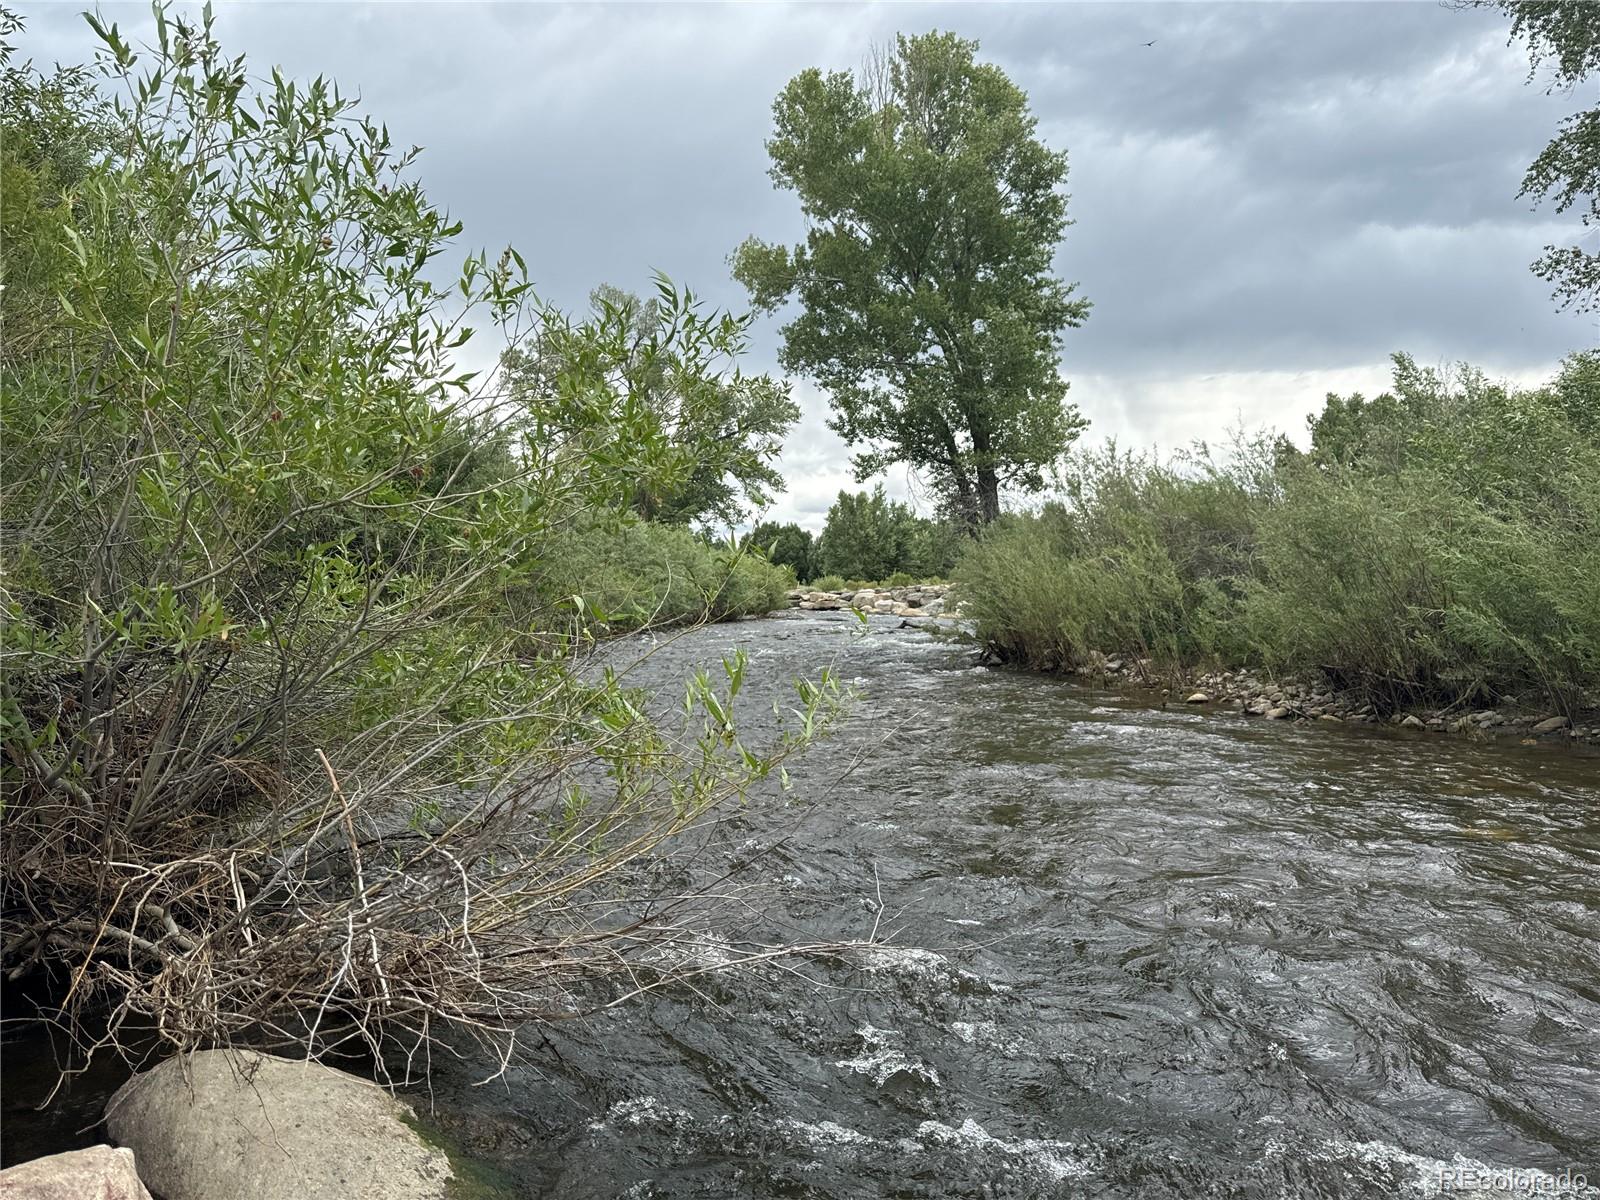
[751, 486, 963, 584]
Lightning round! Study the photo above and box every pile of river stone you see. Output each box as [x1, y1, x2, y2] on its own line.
[788, 582, 962, 620]
[1076, 655, 1597, 746]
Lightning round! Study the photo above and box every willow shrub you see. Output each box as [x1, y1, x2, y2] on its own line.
[0, 8, 838, 1068]
[958, 357, 1600, 713]
[956, 444, 1270, 670]
[1241, 468, 1462, 704]
[534, 519, 791, 633]
[1246, 361, 1600, 710]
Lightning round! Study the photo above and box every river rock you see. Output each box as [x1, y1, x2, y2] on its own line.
[1400, 715, 1425, 729]
[0, 1145, 153, 1200]
[1530, 715, 1570, 734]
[105, 1051, 453, 1200]
[1264, 707, 1292, 720]
[1185, 692, 1209, 704]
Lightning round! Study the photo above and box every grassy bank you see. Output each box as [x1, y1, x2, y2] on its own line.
[956, 353, 1600, 718]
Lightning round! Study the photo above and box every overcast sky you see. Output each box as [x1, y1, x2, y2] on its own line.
[18, 1, 1596, 530]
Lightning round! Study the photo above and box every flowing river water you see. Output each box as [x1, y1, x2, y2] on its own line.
[4, 611, 1597, 1197]
[420, 612, 1600, 1198]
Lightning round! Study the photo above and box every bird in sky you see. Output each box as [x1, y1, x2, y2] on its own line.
[1143, 39, 1157, 47]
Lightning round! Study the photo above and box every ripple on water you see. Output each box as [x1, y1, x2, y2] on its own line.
[408, 614, 1600, 1198]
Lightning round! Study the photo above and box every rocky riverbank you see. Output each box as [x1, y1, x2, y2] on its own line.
[1060, 652, 1599, 747]
[786, 583, 965, 621]
[778, 591, 1596, 748]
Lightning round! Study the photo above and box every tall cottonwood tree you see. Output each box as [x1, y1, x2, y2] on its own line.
[733, 32, 1089, 525]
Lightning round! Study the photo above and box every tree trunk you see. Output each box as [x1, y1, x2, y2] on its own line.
[968, 416, 1001, 523]
[936, 420, 981, 528]
[975, 465, 1001, 523]
[950, 472, 980, 528]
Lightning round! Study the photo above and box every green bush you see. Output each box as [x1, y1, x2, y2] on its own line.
[816, 486, 962, 581]
[956, 443, 1269, 669]
[749, 520, 818, 582]
[0, 11, 841, 1069]
[1246, 452, 1600, 710]
[957, 354, 1600, 713]
[535, 520, 791, 632]
[810, 574, 848, 593]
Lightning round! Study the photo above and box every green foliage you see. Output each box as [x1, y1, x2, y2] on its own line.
[535, 520, 791, 633]
[814, 485, 961, 582]
[810, 574, 848, 593]
[817, 487, 906, 581]
[900, 513, 965, 579]
[3, 4, 554, 819]
[502, 280, 799, 526]
[750, 519, 818, 582]
[1460, 0, 1599, 309]
[733, 31, 1089, 523]
[0, 6, 833, 1060]
[959, 354, 1600, 712]
[0, 15, 113, 364]
[1258, 352, 1600, 707]
[956, 443, 1272, 669]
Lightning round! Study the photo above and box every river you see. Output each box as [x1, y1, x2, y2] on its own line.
[419, 611, 1600, 1198]
[4, 610, 1597, 1197]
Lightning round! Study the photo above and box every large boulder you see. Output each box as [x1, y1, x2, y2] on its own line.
[0, 1145, 152, 1200]
[105, 1051, 453, 1200]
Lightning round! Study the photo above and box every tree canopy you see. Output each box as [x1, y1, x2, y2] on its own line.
[814, 487, 961, 581]
[1461, 0, 1600, 310]
[749, 519, 819, 582]
[733, 31, 1089, 525]
[502, 281, 799, 527]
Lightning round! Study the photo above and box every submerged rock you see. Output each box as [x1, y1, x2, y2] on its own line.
[105, 1050, 453, 1200]
[0, 1145, 152, 1200]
